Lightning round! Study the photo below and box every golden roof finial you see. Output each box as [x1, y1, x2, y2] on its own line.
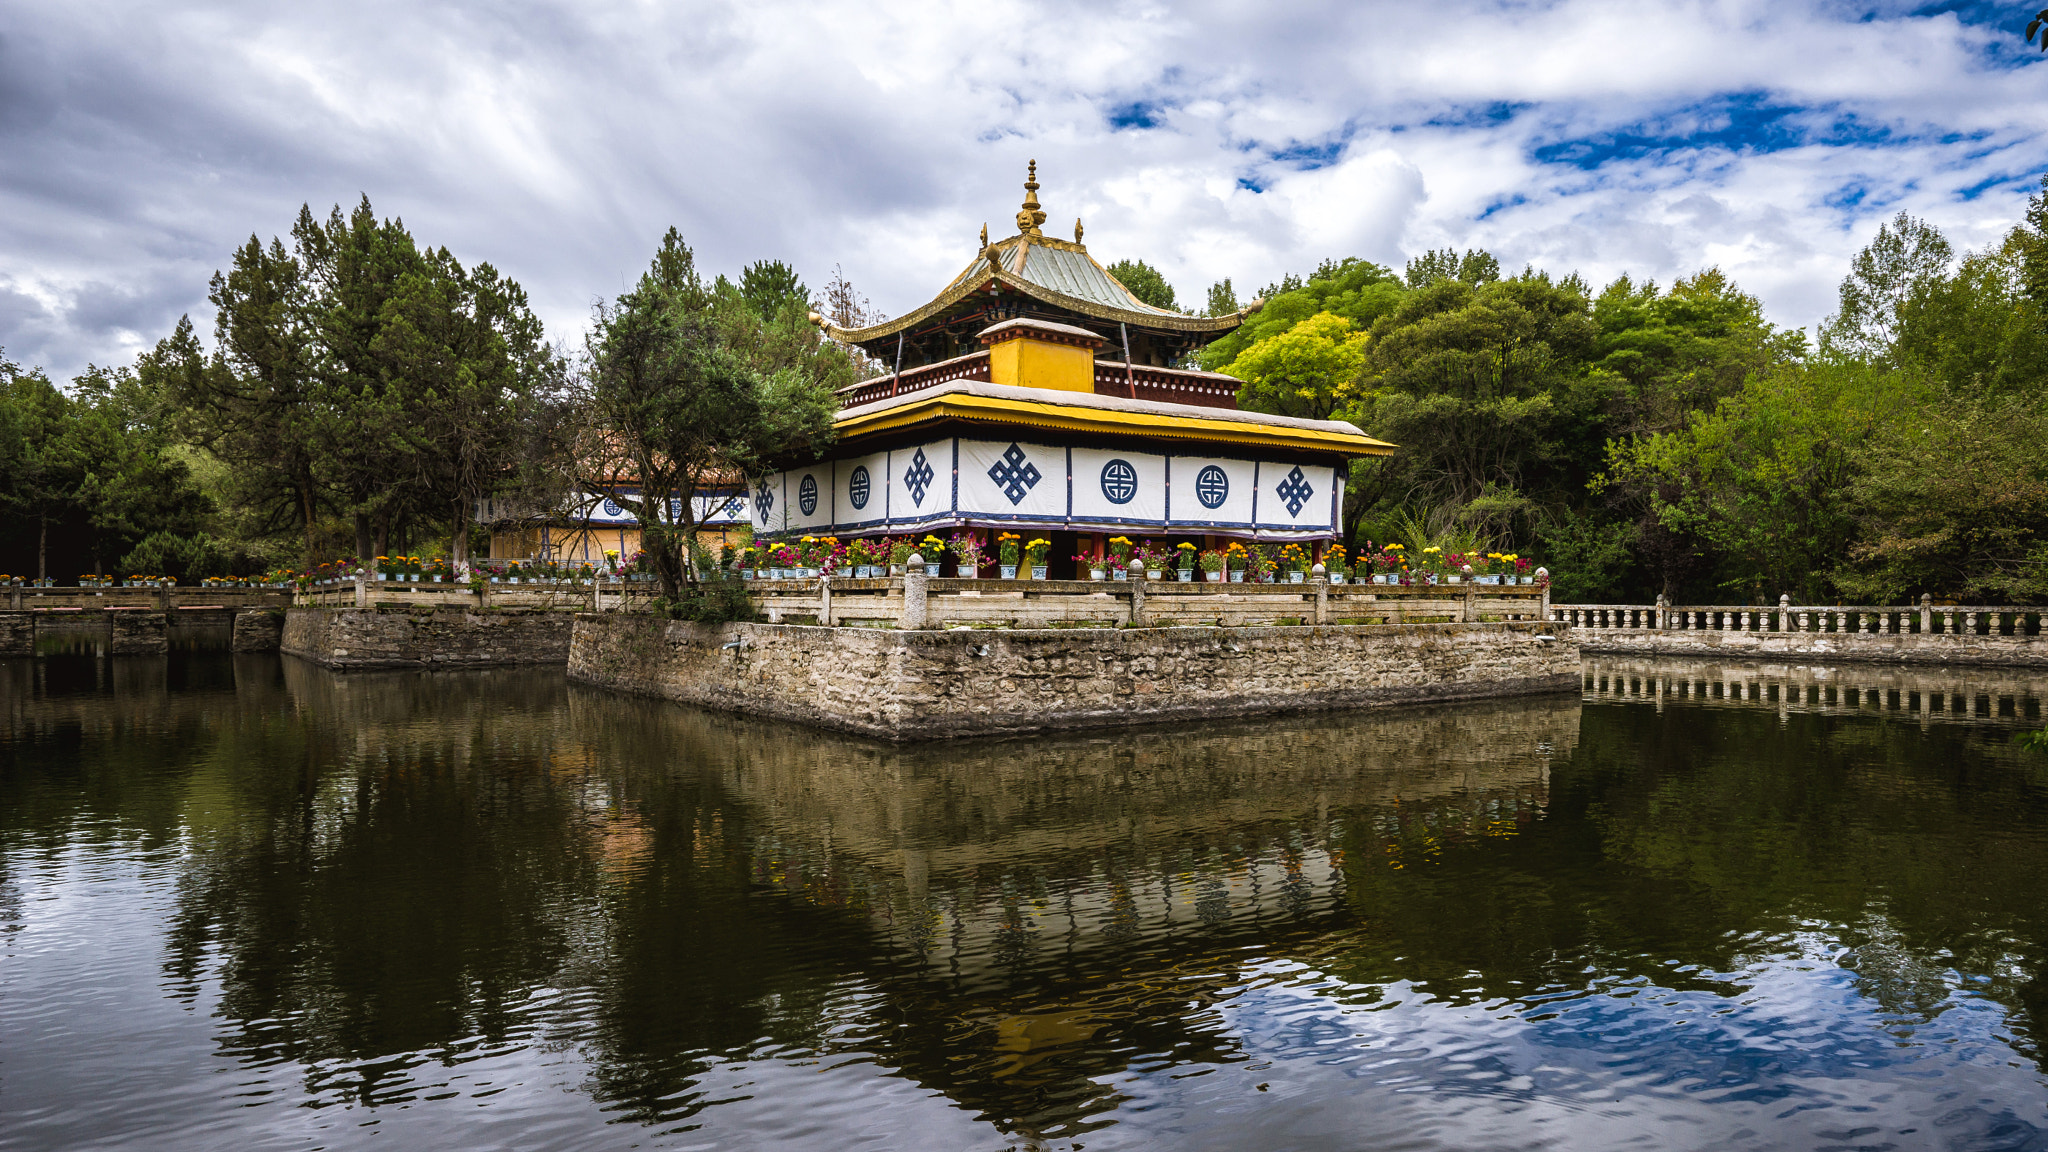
[1074, 218, 1084, 244]
[1015, 159, 1047, 236]
[980, 222, 988, 250]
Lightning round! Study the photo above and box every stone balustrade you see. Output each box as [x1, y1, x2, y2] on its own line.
[1556, 594, 2048, 667]
[746, 568, 1548, 630]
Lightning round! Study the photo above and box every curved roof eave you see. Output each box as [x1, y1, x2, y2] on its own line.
[823, 264, 1247, 346]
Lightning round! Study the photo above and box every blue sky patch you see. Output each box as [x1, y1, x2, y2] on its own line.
[1528, 92, 1910, 170]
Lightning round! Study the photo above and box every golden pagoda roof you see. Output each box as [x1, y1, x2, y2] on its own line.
[833, 378, 1394, 459]
[815, 161, 1255, 347]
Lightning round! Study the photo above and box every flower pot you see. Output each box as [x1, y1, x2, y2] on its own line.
[1475, 574, 1501, 585]
[1031, 565, 1048, 580]
[1112, 569, 1128, 581]
[956, 566, 978, 579]
[375, 573, 387, 581]
[890, 564, 905, 577]
[1331, 573, 1346, 585]
[1000, 565, 1018, 580]
[1229, 570, 1246, 583]
[1089, 568, 1106, 581]
[1520, 575, 1533, 585]
[1288, 571, 1305, 584]
[1177, 569, 1193, 582]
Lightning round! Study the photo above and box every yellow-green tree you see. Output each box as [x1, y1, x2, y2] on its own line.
[1223, 311, 1368, 421]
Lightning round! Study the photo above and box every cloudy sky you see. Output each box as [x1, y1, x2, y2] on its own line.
[4, 0, 2047, 383]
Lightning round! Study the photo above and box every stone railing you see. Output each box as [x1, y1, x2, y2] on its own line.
[292, 574, 655, 612]
[1089, 362, 1241, 409]
[1555, 593, 2048, 667]
[831, 353, 1243, 411]
[1554, 593, 2046, 636]
[746, 562, 1549, 629]
[3, 585, 290, 611]
[274, 566, 1550, 631]
[836, 351, 992, 408]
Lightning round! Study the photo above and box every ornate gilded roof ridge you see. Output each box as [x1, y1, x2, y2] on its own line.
[819, 262, 1246, 344]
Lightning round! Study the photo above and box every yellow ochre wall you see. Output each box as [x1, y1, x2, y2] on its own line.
[987, 335, 1096, 392]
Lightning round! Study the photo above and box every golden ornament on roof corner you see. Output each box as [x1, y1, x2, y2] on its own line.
[1074, 218, 1084, 244]
[1015, 159, 1047, 236]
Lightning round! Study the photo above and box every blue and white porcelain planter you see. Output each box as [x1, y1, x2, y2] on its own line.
[999, 565, 1018, 580]
[1031, 566, 1048, 580]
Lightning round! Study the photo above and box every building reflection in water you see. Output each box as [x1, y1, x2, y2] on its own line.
[9, 650, 2048, 1149]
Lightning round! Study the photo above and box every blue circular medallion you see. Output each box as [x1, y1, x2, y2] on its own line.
[1194, 465, 1229, 510]
[601, 497, 623, 518]
[848, 465, 870, 510]
[798, 474, 818, 516]
[1100, 459, 1138, 505]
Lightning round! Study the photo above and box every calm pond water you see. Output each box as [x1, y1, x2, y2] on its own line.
[4, 643, 2048, 1151]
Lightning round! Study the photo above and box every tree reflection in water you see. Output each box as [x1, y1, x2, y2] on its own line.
[4, 651, 2048, 1149]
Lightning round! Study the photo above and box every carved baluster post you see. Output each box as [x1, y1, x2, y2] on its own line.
[1920, 593, 1932, 635]
[1313, 565, 1329, 626]
[903, 553, 929, 629]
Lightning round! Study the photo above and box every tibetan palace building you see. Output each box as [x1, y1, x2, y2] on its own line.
[748, 162, 1393, 577]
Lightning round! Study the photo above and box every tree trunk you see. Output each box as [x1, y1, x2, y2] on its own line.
[451, 496, 469, 573]
[354, 514, 374, 570]
[299, 483, 316, 570]
[37, 519, 47, 583]
[374, 517, 389, 566]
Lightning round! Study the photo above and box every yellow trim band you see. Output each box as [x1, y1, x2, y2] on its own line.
[835, 393, 1394, 457]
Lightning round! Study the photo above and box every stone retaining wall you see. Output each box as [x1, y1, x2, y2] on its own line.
[569, 616, 1579, 741]
[232, 609, 286, 652]
[0, 612, 31, 656]
[282, 607, 575, 669]
[109, 610, 168, 654]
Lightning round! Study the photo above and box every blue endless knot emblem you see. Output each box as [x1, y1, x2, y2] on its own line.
[903, 448, 935, 506]
[798, 474, 818, 516]
[601, 497, 623, 518]
[1275, 466, 1315, 517]
[718, 497, 743, 520]
[1100, 459, 1138, 505]
[986, 443, 1042, 506]
[848, 465, 871, 510]
[1194, 465, 1229, 510]
[754, 477, 775, 517]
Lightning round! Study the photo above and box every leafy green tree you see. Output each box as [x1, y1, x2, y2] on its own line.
[293, 197, 438, 564]
[1405, 247, 1501, 289]
[1839, 397, 2048, 602]
[1893, 237, 2048, 397]
[1204, 278, 1239, 317]
[150, 236, 324, 565]
[0, 359, 85, 580]
[1820, 211, 1953, 363]
[738, 260, 809, 323]
[1356, 275, 1597, 509]
[1105, 259, 1178, 311]
[1200, 258, 1405, 371]
[374, 246, 562, 572]
[572, 229, 845, 595]
[1222, 312, 1367, 421]
[1599, 359, 1916, 602]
